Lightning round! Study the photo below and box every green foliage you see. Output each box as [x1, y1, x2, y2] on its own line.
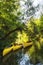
[0, 0, 22, 49]
[26, 16, 43, 64]
[26, 17, 43, 42]
[15, 31, 28, 44]
[0, 0, 43, 64]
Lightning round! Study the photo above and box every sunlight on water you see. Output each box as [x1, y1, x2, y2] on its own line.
[18, 53, 43, 65]
[2, 49, 43, 65]
[19, 54, 30, 65]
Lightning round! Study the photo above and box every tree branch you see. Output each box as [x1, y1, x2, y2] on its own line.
[0, 27, 22, 40]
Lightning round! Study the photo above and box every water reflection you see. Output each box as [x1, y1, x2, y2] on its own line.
[2, 48, 43, 65]
[18, 53, 43, 65]
[19, 54, 30, 65]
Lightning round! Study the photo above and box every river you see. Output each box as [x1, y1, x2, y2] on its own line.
[1, 47, 43, 65]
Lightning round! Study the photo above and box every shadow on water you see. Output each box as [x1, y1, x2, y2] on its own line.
[1, 47, 43, 65]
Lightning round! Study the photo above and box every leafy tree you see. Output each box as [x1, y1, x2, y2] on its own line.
[15, 31, 28, 44]
[0, 0, 25, 58]
[26, 16, 43, 64]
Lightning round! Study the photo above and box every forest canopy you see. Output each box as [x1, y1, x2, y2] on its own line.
[0, 0, 43, 64]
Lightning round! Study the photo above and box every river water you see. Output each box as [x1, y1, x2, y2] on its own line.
[2, 48, 43, 65]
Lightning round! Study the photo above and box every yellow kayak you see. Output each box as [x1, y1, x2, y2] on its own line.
[3, 45, 22, 56]
[23, 42, 32, 48]
[3, 46, 13, 56]
[3, 42, 32, 56]
[13, 45, 22, 51]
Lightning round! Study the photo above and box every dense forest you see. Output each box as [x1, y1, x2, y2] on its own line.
[0, 0, 43, 65]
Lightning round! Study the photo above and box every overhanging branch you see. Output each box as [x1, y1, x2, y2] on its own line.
[0, 27, 23, 40]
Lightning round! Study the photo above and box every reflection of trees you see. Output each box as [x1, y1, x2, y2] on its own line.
[2, 49, 23, 65]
